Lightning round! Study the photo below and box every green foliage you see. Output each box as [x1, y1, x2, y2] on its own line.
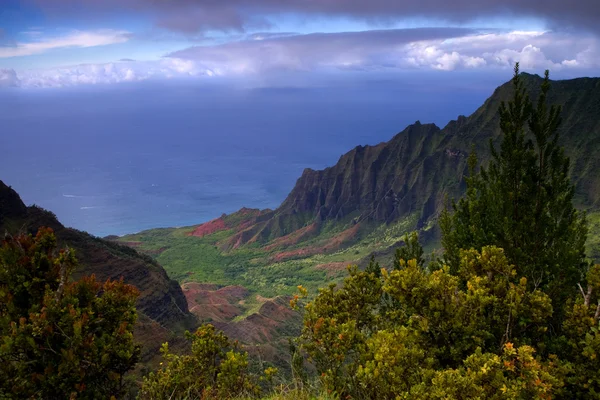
[560, 264, 600, 398]
[0, 227, 140, 399]
[442, 64, 588, 306]
[393, 231, 424, 270]
[422, 344, 564, 400]
[364, 255, 381, 277]
[297, 266, 383, 396]
[139, 324, 259, 399]
[292, 66, 600, 399]
[296, 246, 569, 398]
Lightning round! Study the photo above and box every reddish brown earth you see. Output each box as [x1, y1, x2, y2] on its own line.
[185, 208, 275, 251]
[322, 223, 361, 250]
[189, 217, 228, 238]
[214, 296, 301, 344]
[264, 223, 318, 251]
[270, 223, 361, 263]
[181, 283, 302, 356]
[271, 247, 318, 262]
[182, 283, 249, 322]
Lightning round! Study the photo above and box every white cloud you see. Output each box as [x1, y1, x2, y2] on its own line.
[3, 28, 599, 89]
[171, 29, 600, 73]
[391, 30, 600, 71]
[0, 29, 131, 58]
[11, 58, 214, 88]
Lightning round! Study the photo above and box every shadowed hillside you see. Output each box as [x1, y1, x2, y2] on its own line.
[0, 180, 197, 366]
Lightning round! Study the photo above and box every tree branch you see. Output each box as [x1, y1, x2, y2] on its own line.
[577, 283, 591, 307]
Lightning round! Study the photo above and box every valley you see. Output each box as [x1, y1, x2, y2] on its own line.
[114, 73, 600, 364]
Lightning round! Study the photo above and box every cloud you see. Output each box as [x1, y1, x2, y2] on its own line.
[167, 29, 600, 74]
[0, 29, 131, 58]
[404, 30, 600, 71]
[0, 69, 21, 87]
[28, 0, 600, 34]
[10, 58, 212, 88]
[168, 28, 478, 74]
[4, 28, 599, 89]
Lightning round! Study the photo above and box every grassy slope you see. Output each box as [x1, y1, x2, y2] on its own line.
[121, 209, 599, 294]
[119, 214, 419, 300]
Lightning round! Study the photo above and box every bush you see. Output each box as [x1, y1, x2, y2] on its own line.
[139, 324, 259, 399]
[0, 227, 140, 399]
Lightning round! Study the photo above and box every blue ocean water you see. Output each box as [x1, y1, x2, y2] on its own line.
[0, 76, 497, 237]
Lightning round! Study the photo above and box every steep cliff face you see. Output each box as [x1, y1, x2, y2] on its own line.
[234, 74, 600, 246]
[278, 122, 448, 225]
[0, 181, 196, 361]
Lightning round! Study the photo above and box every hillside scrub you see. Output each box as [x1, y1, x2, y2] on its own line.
[0, 228, 140, 399]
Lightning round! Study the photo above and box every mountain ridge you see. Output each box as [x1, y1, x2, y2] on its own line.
[226, 73, 600, 247]
[118, 73, 600, 286]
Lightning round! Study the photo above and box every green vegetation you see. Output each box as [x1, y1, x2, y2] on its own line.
[0, 228, 140, 399]
[288, 65, 600, 399]
[119, 215, 419, 300]
[442, 66, 587, 301]
[587, 211, 600, 261]
[2, 66, 600, 399]
[139, 324, 258, 399]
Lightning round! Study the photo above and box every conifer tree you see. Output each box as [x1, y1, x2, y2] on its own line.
[442, 64, 588, 305]
[365, 254, 381, 277]
[393, 231, 425, 270]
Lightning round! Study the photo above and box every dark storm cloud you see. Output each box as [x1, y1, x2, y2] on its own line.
[27, 0, 600, 34]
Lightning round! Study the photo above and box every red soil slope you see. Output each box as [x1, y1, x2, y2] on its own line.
[182, 283, 249, 322]
[189, 217, 228, 238]
[270, 223, 361, 263]
[264, 223, 318, 251]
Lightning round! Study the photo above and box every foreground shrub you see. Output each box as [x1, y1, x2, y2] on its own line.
[139, 324, 258, 399]
[0, 227, 140, 399]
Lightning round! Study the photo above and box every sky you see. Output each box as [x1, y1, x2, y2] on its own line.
[1, 0, 600, 235]
[1, 0, 599, 88]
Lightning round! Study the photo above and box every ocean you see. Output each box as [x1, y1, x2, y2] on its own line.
[0, 76, 495, 237]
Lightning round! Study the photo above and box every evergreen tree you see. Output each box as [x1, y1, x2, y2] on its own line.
[442, 64, 588, 305]
[365, 254, 381, 277]
[393, 231, 425, 270]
